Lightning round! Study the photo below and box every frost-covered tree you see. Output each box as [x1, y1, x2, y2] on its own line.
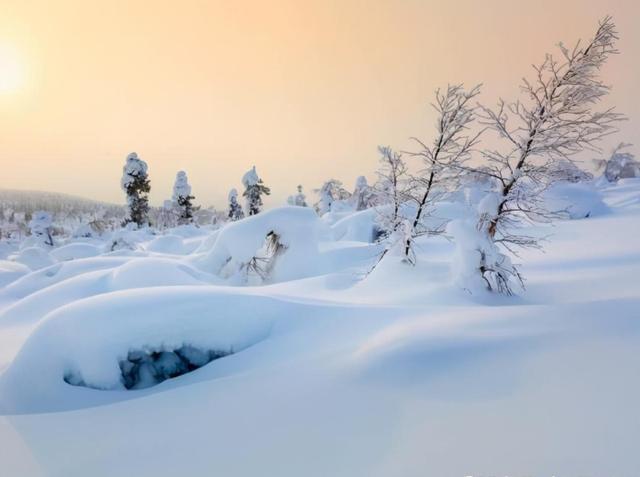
[351, 176, 375, 211]
[121, 152, 151, 227]
[228, 188, 244, 221]
[459, 17, 623, 294]
[294, 185, 308, 207]
[402, 84, 482, 264]
[156, 200, 178, 230]
[29, 211, 54, 246]
[594, 143, 639, 182]
[242, 166, 271, 216]
[374, 146, 409, 238]
[314, 179, 351, 215]
[172, 170, 197, 225]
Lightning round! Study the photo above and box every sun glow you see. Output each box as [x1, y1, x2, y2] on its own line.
[0, 45, 25, 94]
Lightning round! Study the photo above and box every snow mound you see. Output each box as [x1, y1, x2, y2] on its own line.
[331, 208, 380, 243]
[49, 243, 102, 261]
[194, 206, 322, 283]
[0, 260, 30, 288]
[144, 234, 186, 254]
[108, 258, 215, 289]
[8, 247, 55, 271]
[0, 288, 277, 413]
[544, 181, 610, 219]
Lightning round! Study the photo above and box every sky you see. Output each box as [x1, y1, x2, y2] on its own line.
[0, 0, 638, 208]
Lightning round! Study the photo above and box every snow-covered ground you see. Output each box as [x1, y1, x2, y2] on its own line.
[0, 180, 639, 476]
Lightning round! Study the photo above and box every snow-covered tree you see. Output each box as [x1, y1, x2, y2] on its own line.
[121, 152, 151, 227]
[314, 179, 351, 215]
[351, 176, 375, 211]
[242, 166, 271, 216]
[294, 185, 307, 207]
[156, 200, 178, 230]
[228, 188, 244, 221]
[460, 17, 622, 294]
[402, 84, 482, 265]
[172, 171, 197, 225]
[373, 146, 409, 237]
[594, 143, 640, 182]
[29, 211, 54, 246]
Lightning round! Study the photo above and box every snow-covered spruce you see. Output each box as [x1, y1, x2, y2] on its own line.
[121, 152, 151, 227]
[227, 188, 245, 221]
[242, 166, 270, 216]
[172, 170, 197, 225]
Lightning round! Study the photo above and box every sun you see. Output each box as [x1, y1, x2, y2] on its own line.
[0, 45, 25, 95]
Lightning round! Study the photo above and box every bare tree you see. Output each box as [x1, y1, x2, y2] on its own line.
[469, 16, 623, 293]
[403, 84, 482, 264]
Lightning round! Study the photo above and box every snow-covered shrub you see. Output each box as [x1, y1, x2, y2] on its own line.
[121, 152, 151, 227]
[595, 143, 640, 182]
[156, 200, 179, 230]
[195, 206, 321, 284]
[29, 211, 54, 247]
[107, 226, 148, 252]
[314, 179, 351, 216]
[227, 188, 244, 221]
[549, 159, 594, 183]
[242, 166, 270, 216]
[73, 219, 108, 239]
[448, 202, 521, 295]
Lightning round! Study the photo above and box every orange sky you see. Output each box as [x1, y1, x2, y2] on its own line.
[0, 0, 638, 208]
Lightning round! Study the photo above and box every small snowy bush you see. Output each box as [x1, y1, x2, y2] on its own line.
[29, 211, 54, 247]
[595, 143, 640, 182]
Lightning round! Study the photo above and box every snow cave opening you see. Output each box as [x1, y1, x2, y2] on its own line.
[64, 345, 233, 390]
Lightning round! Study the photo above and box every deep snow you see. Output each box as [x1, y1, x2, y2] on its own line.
[0, 179, 639, 476]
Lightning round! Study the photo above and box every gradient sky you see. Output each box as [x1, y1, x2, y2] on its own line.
[1, 0, 638, 208]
